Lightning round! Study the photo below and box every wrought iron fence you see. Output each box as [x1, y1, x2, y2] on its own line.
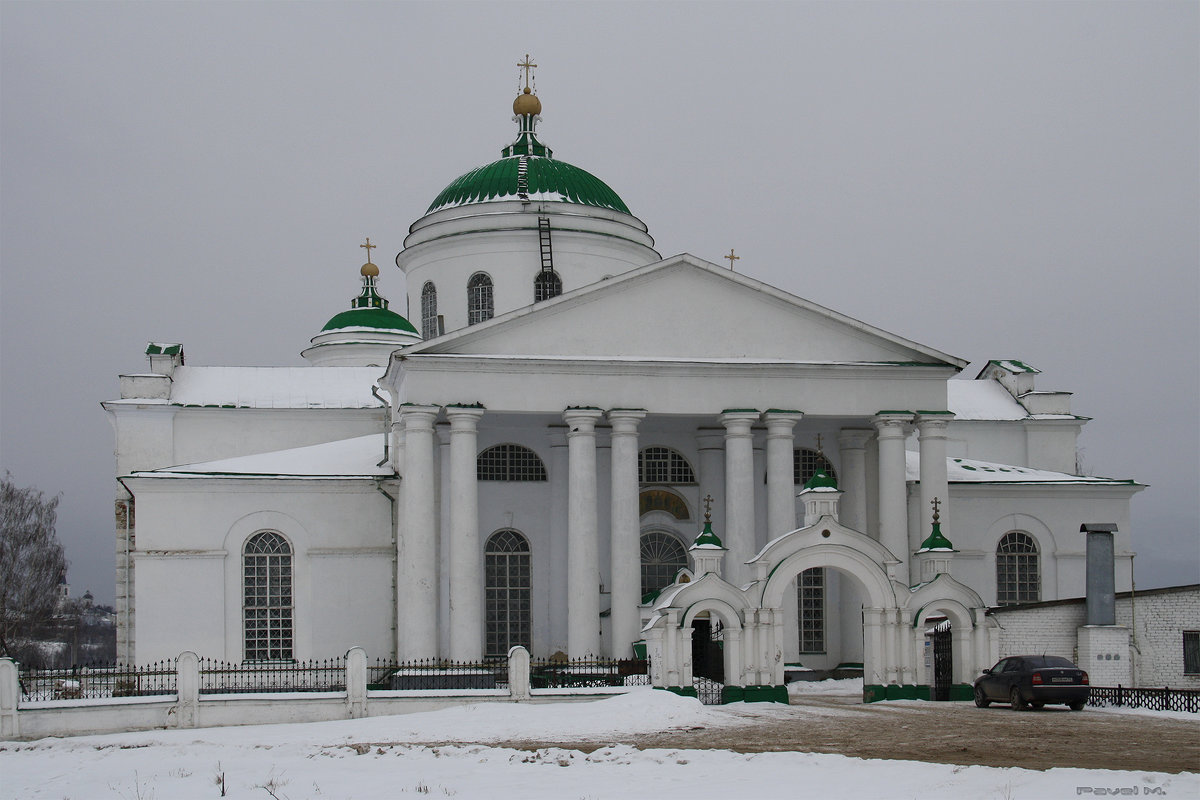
[694, 676, 724, 705]
[1088, 685, 1200, 713]
[18, 661, 177, 701]
[530, 657, 649, 689]
[198, 656, 345, 694]
[370, 658, 508, 690]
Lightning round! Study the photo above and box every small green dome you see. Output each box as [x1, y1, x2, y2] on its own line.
[427, 155, 631, 215]
[692, 519, 724, 549]
[321, 306, 419, 334]
[804, 469, 839, 490]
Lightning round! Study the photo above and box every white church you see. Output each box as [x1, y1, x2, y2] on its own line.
[104, 66, 1143, 702]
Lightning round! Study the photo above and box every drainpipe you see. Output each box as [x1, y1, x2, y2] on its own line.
[375, 480, 399, 661]
[371, 385, 390, 467]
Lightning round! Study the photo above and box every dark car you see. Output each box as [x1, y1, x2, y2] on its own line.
[974, 655, 1089, 711]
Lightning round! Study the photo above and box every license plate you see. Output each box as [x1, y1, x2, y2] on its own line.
[1051, 677, 1073, 683]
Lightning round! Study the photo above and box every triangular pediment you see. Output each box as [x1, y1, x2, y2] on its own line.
[406, 255, 965, 366]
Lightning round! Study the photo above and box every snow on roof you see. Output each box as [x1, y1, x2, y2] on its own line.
[131, 434, 393, 479]
[904, 451, 1134, 485]
[946, 380, 1029, 420]
[155, 366, 384, 408]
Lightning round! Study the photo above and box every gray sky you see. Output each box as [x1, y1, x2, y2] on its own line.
[2, 1, 1197, 605]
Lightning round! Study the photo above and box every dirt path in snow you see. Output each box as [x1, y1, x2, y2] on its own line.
[476, 694, 1200, 773]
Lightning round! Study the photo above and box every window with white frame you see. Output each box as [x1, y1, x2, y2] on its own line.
[640, 530, 688, 596]
[534, 270, 562, 303]
[467, 273, 494, 325]
[420, 282, 438, 339]
[638, 447, 697, 485]
[996, 531, 1040, 605]
[485, 529, 531, 659]
[477, 444, 547, 481]
[797, 567, 825, 654]
[243, 531, 293, 661]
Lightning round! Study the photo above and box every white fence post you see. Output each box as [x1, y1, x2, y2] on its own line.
[508, 646, 531, 701]
[0, 658, 19, 738]
[346, 647, 368, 718]
[174, 651, 200, 729]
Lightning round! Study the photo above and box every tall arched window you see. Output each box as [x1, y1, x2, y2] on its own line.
[420, 282, 438, 339]
[534, 270, 562, 303]
[243, 531, 293, 661]
[640, 530, 688, 596]
[794, 448, 837, 486]
[478, 444, 547, 481]
[467, 273, 494, 325]
[997, 531, 1040, 605]
[485, 529, 531, 658]
[639, 447, 697, 485]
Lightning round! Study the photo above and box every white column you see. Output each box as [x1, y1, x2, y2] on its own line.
[763, 411, 802, 538]
[837, 429, 873, 535]
[607, 409, 646, 659]
[446, 406, 485, 661]
[720, 410, 759, 588]
[916, 413, 953, 550]
[872, 413, 912, 586]
[399, 405, 440, 660]
[565, 407, 604, 657]
[696, 429, 725, 529]
[547, 429, 570, 655]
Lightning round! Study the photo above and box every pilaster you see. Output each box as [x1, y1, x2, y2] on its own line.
[916, 413, 953, 559]
[836, 428, 873, 535]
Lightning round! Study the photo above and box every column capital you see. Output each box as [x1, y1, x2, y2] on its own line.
[399, 404, 440, 430]
[607, 408, 647, 433]
[871, 411, 914, 436]
[446, 405, 485, 431]
[696, 427, 725, 449]
[719, 409, 760, 434]
[762, 409, 803, 433]
[837, 428, 875, 449]
[915, 411, 955, 434]
[563, 407, 604, 433]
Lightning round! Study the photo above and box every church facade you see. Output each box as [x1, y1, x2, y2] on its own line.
[104, 73, 1142, 698]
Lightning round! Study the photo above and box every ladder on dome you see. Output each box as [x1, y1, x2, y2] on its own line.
[538, 216, 554, 273]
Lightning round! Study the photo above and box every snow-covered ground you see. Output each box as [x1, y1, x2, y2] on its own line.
[1, 687, 1194, 800]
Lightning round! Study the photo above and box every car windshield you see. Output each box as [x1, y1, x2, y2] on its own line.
[1026, 656, 1074, 668]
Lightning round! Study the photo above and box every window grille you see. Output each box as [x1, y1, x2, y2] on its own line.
[477, 444, 547, 481]
[996, 532, 1040, 605]
[467, 273, 494, 326]
[420, 282, 437, 340]
[243, 531, 293, 661]
[797, 567, 825, 654]
[794, 448, 837, 486]
[1184, 631, 1200, 675]
[534, 270, 562, 303]
[638, 447, 697, 485]
[640, 531, 688, 596]
[485, 529, 531, 659]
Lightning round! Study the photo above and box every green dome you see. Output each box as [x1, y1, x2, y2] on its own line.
[804, 469, 839, 490]
[321, 306, 418, 334]
[427, 155, 631, 215]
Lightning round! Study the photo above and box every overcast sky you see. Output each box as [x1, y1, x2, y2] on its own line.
[2, 1, 1197, 605]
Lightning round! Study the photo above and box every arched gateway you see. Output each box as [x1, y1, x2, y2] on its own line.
[643, 486, 993, 703]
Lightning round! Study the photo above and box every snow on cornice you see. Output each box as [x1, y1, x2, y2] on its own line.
[904, 451, 1136, 485]
[128, 435, 393, 479]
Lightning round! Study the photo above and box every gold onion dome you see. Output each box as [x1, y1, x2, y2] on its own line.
[513, 86, 541, 116]
[360, 261, 379, 277]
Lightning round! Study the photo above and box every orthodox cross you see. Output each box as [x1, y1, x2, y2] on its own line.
[724, 249, 740, 270]
[702, 493, 714, 522]
[930, 496, 941, 524]
[815, 433, 824, 454]
[360, 237, 376, 264]
[518, 54, 537, 89]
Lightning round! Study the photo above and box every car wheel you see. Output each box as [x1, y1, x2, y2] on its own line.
[1010, 687, 1026, 710]
[974, 686, 991, 708]
[1069, 701, 1085, 711]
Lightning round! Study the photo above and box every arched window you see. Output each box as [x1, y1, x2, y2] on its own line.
[639, 447, 697, 485]
[534, 270, 562, 303]
[243, 531, 293, 661]
[478, 444, 547, 481]
[640, 530, 688, 596]
[485, 529, 531, 658]
[997, 532, 1040, 605]
[794, 448, 837, 486]
[797, 567, 825, 654]
[467, 273, 494, 326]
[420, 282, 438, 339]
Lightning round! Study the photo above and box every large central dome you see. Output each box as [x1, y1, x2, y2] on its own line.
[427, 155, 631, 215]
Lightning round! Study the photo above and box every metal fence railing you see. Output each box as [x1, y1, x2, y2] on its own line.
[529, 657, 649, 689]
[370, 658, 509, 690]
[198, 657, 346, 694]
[18, 661, 177, 701]
[1088, 685, 1200, 713]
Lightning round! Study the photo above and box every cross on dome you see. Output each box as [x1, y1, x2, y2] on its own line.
[931, 496, 942, 524]
[360, 237, 376, 264]
[518, 54, 537, 91]
[702, 493, 714, 522]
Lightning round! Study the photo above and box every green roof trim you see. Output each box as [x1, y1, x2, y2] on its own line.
[692, 520, 724, 548]
[875, 410, 914, 415]
[917, 522, 955, 552]
[321, 307, 418, 334]
[988, 359, 1040, 374]
[427, 155, 631, 215]
[764, 408, 803, 415]
[721, 408, 760, 414]
[915, 410, 954, 416]
[804, 469, 839, 490]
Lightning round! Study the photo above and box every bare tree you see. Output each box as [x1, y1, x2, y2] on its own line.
[0, 474, 65, 660]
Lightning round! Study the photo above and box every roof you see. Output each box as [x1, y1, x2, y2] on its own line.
[904, 452, 1138, 486]
[129, 434, 393, 479]
[976, 359, 1041, 378]
[321, 306, 419, 334]
[946, 380, 1029, 420]
[426, 155, 631, 214]
[110, 366, 386, 409]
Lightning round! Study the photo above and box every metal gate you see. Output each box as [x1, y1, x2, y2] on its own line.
[932, 619, 953, 701]
[692, 618, 725, 705]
